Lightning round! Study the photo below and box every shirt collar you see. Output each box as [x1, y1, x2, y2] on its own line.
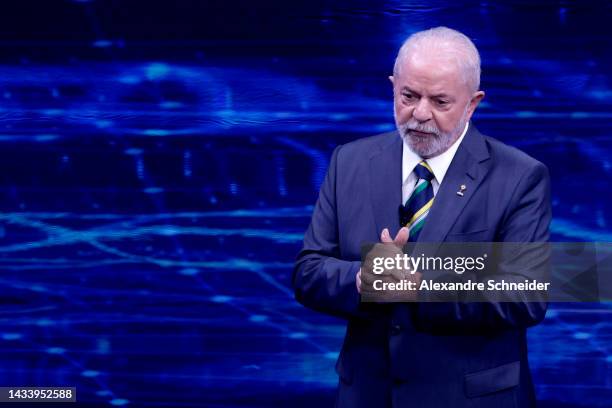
[402, 121, 469, 185]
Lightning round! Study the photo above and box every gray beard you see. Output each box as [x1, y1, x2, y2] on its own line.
[395, 105, 470, 158]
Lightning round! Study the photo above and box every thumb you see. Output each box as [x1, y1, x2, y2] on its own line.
[394, 227, 409, 247]
[380, 228, 393, 243]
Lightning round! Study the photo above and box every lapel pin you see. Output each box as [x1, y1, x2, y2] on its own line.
[456, 184, 467, 197]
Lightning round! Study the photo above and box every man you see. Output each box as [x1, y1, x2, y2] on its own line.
[293, 27, 551, 407]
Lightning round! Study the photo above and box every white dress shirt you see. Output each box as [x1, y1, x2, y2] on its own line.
[401, 122, 469, 204]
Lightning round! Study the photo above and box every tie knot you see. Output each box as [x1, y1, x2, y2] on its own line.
[413, 161, 435, 182]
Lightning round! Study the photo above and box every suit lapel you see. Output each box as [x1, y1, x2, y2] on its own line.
[418, 123, 491, 244]
[369, 133, 403, 239]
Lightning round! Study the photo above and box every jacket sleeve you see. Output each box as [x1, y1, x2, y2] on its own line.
[292, 146, 370, 320]
[413, 162, 552, 333]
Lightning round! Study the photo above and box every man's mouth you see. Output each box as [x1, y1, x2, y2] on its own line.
[407, 129, 435, 137]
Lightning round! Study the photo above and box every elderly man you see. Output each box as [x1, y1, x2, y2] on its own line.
[293, 27, 551, 407]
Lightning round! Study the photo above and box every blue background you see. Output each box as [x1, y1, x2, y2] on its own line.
[0, 0, 610, 406]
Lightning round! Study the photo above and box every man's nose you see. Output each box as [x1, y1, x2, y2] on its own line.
[412, 99, 432, 122]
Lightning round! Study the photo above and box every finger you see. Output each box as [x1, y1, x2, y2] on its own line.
[381, 228, 393, 243]
[361, 268, 375, 285]
[356, 269, 361, 293]
[394, 227, 409, 247]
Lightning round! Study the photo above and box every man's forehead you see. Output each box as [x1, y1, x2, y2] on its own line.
[396, 53, 464, 91]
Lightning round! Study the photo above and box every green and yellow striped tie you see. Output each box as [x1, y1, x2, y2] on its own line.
[402, 160, 435, 241]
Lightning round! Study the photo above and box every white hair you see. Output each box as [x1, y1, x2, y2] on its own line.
[393, 26, 481, 92]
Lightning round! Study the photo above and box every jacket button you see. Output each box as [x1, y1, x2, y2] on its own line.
[390, 324, 402, 335]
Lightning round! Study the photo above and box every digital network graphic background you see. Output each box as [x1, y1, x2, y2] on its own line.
[0, 1, 610, 406]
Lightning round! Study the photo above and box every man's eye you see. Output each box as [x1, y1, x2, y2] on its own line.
[402, 93, 414, 100]
[436, 100, 449, 106]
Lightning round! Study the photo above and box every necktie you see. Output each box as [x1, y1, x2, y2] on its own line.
[400, 160, 435, 241]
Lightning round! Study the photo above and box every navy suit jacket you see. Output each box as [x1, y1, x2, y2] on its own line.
[293, 123, 551, 408]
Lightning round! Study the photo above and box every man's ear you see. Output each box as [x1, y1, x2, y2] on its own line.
[388, 75, 395, 85]
[468, 90, 485, 116]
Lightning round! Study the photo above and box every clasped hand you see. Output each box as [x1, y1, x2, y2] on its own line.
[356, 227, 421, 302]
